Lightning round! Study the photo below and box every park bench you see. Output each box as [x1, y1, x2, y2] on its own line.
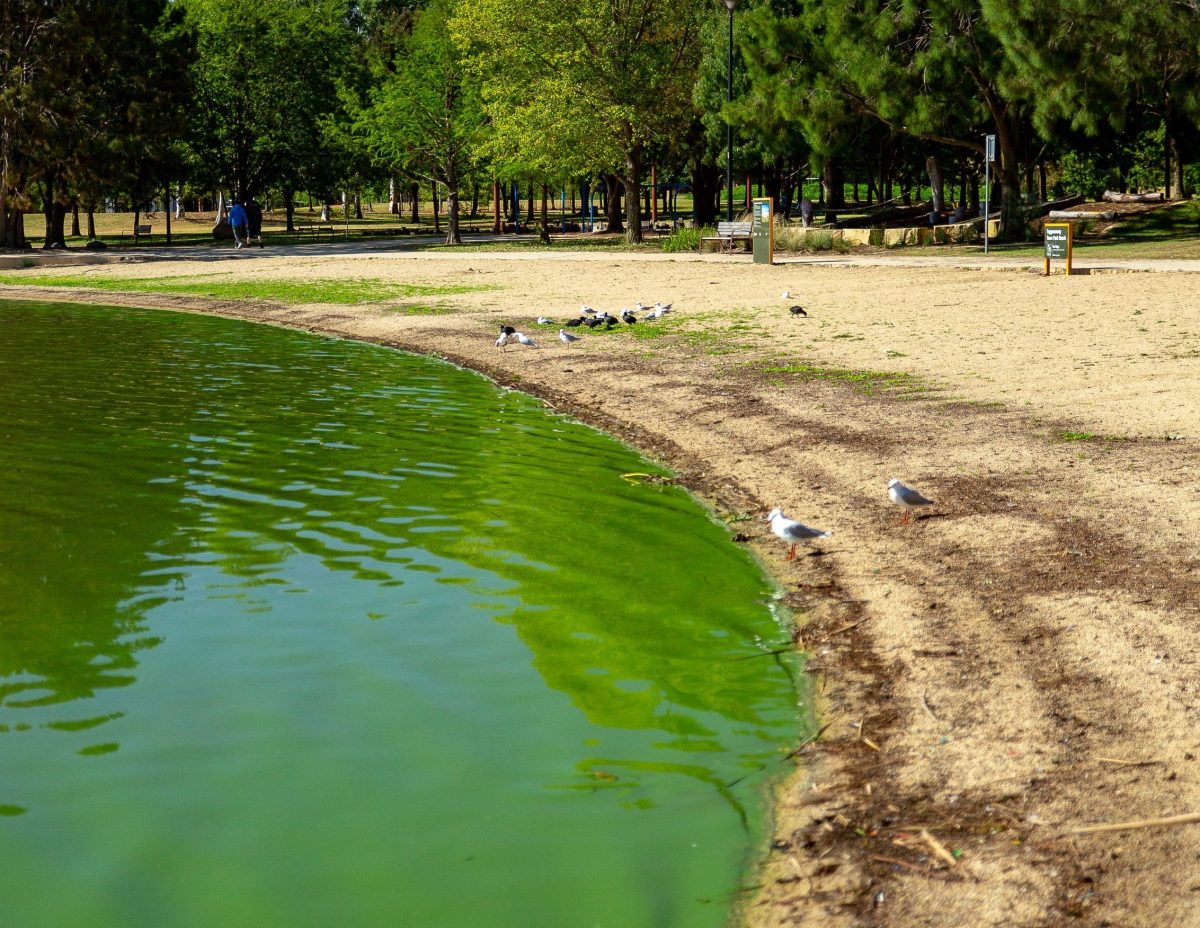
[701, 220, 752, 253]
[133, 223, 153, 243]
[299, 221, 336, 239]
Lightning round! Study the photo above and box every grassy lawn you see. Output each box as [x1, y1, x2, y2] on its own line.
[0, 272, 493, 304]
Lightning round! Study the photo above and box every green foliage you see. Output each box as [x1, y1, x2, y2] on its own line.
[182, 0, 352, 200]
[660, 226, 702, 252]
[1056, 151, 1109, 200]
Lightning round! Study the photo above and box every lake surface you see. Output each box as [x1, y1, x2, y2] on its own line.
[0, 300, 810, 927]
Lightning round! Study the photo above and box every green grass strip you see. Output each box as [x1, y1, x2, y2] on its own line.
[0, 273, 491, 305]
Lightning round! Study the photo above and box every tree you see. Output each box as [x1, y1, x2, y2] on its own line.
[357, 0, 486, 245]
[986, 0, 1200, 199]
[454, 0, 707, 243]
[183, 0, 351, 205]
[0, 1, 192, 249]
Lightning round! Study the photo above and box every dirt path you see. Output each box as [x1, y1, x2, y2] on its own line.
[6, 253, 1200, 927]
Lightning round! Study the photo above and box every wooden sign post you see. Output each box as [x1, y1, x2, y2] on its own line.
[1043, 221, 1074, 275]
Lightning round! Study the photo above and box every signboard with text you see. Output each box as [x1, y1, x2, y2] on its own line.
[1043, 221, 1074, 274]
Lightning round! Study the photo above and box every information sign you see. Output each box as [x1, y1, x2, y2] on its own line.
[751, 197, 773, 265]
[1043, 221, 1074, 275]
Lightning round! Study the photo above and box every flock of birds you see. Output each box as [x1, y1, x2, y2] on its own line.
[768, 478, 935, 560]
[495, 301, 675, 350]
[493, 287, 929, 558]
[494, 291, 812, 351]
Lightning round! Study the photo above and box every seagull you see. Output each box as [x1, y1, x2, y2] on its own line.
[495, 332, 509, 350]
[499, 324, 516, 336]
[515, 332, 538, 348]
[581, 304, 597, 315]
[564, 316, 584, 327]
[781, 290, 790, 300]
[654, 301, 672, 313]
[558, 328, 580, 347]
[888, 478, 934, 524]
[622, 310, 637, 325]
[536, 316, 553, 325]
[766, 508, 831, 561]
[789, 305, 808, 317]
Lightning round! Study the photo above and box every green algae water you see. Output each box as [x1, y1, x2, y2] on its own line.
[0, 300, 809, 928]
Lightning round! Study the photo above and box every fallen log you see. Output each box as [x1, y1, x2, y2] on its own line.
[1102, 191, 1163, 203]
[1047, 210, 1117, 221]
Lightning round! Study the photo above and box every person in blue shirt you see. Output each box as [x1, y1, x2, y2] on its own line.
[229, 201, 248, 249]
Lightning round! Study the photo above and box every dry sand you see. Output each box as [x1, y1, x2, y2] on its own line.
[7, 250, 1200, 927]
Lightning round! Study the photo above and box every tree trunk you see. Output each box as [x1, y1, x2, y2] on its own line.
[87, 207, 96, 240]
[926, 155, 945, 214]
[432, 180, 440, 235]
[70, 200, 80, 238]
[1039, 161, 1048, 203]
[622, 147, 643, 243]
[491, 179, 501, 233]
[470, 182, 479, 219]
[410, 182, 419, 223]
[539, 184, 550, 243]
[389, 177, 399, 214]
[354, 192, 363, 220]
[445, 162, 461, 245]
[284, 189, 296, 232]
[604, 173, 623, 234]
[690, 160, 718, 228]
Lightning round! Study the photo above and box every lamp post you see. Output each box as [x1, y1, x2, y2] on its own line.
[723, 0, 737, 223]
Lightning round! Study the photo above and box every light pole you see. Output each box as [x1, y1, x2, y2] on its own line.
[723, 0, 737, 223]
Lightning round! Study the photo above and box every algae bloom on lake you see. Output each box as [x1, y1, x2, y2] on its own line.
[0, 300, 810, 928]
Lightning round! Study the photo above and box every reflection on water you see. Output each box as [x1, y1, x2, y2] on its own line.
[0, 301, 810, 928]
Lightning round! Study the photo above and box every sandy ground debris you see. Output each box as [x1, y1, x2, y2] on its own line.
[7, 250, 1200, 927]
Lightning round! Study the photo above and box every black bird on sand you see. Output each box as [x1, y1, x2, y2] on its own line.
[564, 317, 585, 328]
[789, 305, 807, 317]
[584, 317, 602, 328]
[622, 310, 637, 325]
[499, 324, 517, 335]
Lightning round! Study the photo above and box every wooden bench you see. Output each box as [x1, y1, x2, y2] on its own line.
[133, 223, 153, 243]
[700, 220, 752, 253]
[299, 221, 336, 239]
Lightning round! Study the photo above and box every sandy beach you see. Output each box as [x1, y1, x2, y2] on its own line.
[7, 248, 1200, 927]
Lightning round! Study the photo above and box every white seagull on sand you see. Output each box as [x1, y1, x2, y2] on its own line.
[558, 328, 580, 347]
[537, 316, 553, 325]
[515, 332, 538, 348]
[495, 332, 509, 350]
[887, 478, 934, 524]
[766, 508, 831, 561]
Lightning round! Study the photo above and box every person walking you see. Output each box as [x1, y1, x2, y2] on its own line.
[245, 197, 263, 247]
[229, 200, 248, 249]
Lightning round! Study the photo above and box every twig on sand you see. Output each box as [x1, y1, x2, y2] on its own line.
[1094, 756, 1165, 768]
[1071, 812, 1200, 835]
[816, 616, 869, 642]
[921, 690, 940, 721]
[920, 829, 958, 868]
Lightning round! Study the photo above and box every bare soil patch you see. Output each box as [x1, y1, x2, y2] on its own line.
[7, 251, 1200, 927]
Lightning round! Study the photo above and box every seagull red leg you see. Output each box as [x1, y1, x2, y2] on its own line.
[785, 544, 797, 561]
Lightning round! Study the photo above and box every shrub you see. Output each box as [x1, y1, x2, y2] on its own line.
[660, 225, 702, 253]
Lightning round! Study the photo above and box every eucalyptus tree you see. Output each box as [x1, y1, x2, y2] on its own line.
[453, 0, 707, 243]
[183, 0, 352, 207]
